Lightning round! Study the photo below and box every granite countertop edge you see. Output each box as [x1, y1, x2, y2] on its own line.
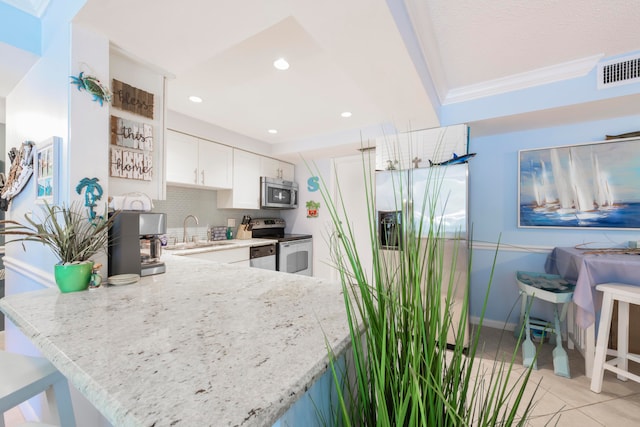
[0, 256, 353, 427]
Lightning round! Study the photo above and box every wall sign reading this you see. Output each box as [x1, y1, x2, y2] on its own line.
[112, 79, 154, 119]
[110, 116, 153, 150]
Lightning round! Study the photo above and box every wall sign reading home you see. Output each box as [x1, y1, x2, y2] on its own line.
[110, 148, 152, 181]
[111, 79, 154, 119]
[518, 137, 640, 229]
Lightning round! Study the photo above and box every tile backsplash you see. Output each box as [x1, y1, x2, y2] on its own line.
[152, 185, 273, 243]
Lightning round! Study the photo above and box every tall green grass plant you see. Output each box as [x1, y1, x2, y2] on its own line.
[311, 151, 537, 426]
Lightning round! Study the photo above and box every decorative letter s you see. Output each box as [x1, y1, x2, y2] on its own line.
[307, 176, 319, 192]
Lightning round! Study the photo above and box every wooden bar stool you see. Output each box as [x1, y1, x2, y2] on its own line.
[591, 283, 640, 393]
[516, 271, 575, 377]
[0, 351, 75, 427]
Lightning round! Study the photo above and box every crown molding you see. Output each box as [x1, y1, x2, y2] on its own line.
[444, 54, 603, 105]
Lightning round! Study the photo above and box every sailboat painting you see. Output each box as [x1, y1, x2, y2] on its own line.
[519, 138, 640, 229]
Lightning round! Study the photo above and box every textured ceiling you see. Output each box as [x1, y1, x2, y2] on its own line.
[74, 0, 439, 147]
[2, 0, 639, 148]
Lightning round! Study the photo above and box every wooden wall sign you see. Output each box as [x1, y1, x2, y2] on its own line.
[112, 79, 154, 119]
[110, 148, 152, 181]
[110, 116, 153, 151]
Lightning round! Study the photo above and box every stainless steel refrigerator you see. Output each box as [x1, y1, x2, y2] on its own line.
[376, 163, 470, 347]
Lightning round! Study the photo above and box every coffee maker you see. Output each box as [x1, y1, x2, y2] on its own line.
[109, 212, 167, 277]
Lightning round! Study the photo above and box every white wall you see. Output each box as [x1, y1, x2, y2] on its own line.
[109, 49, 166, 200]
[281, 158, 334, 279]
[167, 110, 272, 156]
[5, 20, 112, 426]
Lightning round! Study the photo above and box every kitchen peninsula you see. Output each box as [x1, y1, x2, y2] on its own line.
[0, 255, 350, 426]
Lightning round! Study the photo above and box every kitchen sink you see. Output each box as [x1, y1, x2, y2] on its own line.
[165, 241, 234, 250]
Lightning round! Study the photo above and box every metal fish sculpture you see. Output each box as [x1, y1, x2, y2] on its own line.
[70, 72, 112, 106]
[429, 152, 476, 166]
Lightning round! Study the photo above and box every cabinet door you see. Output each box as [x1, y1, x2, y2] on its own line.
[166, 131, 199, 185]
[261, 157, 294, 181]
[217, 149, 261, 209]
[182, 247, 249, 263]
[280, 162, 295, 181]
[260, 157, 281, 178]
[199, 141, 232, 189]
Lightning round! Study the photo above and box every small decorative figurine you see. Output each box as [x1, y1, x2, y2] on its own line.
[89, 263, 103, 289]
[306, 200, 320, 218]
[76, 177, 103, 220]
[70, 72, 112, 106]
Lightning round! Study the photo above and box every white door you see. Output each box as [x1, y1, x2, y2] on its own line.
[331, 155, 374, 283]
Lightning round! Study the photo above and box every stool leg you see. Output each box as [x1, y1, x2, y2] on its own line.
[47, 375, 76, 427]
[522, 295, 537, 370]
[591, 292, 614, 393]
[617, 301, 629, 381]
[553, 304, 570, 378]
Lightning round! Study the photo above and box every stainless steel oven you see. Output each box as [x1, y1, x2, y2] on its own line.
[250, 218, 313, 276]
[277, 236, 313, 276]
[260, 177, 298, 209]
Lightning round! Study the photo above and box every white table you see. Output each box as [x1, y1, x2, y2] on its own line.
[546, 247, 640, 328]
[545, 246, 640, 377]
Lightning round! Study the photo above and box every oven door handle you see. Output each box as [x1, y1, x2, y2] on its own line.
[280, 239, 312, 247]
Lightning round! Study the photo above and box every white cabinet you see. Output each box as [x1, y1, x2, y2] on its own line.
[261, 157, 294, 181]
[166, 130, 232, 189]
[375, 124, 468, 170]
[181, 247, 250, 266]
[217, 149, 262, 209]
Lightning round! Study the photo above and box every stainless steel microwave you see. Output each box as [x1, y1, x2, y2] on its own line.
[260, 177, 298, 209]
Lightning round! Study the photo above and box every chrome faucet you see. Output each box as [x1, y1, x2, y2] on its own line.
[183, 215, 199, 243]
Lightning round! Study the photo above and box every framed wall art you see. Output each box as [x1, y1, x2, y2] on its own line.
[519, 137, 640, 229]
[34, 136, 61, 204]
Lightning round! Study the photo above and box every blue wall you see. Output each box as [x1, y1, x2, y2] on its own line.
[466, 114, 640, 327]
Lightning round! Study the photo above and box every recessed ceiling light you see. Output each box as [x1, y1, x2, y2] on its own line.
[273, 58, 290, 71]
[341, 111, 352, 118]
[189, 96, 203, 103]
[268, 129, 278, 134]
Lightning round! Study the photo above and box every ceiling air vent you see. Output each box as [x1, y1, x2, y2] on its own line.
[597, 54, 640, 89]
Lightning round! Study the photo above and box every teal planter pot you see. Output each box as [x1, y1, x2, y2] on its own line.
[54, 262, 93, 293]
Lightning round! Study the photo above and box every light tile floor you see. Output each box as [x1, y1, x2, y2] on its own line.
[2, 327, 640, 426]
[474, 326, 640, 426]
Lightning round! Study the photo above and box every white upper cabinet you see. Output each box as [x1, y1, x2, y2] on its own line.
[217, 149, 262, 209]
[199, 141, 233, 188]
[166, 130, 232, 189]
[260, 157, 294, 181]
[166, 131, 199, 184]
[375, 124, 469, 170]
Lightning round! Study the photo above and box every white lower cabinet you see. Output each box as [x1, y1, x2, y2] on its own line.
[180, 247, 250, 265]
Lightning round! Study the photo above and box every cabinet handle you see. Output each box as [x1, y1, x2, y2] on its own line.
[194, 168, 198, 184]
[201, 170, 205, 185]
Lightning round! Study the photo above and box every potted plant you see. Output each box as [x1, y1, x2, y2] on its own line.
[310, 152, 538, 426]
[0, 201, 116, 293]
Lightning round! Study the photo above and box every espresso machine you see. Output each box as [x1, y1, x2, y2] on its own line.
[109, 212, 167, 277]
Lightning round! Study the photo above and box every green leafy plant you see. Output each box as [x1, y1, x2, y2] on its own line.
[0, 201, 116, 264]
[310, 152, 537, 426]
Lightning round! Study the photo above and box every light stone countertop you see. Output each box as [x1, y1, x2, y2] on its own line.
[162, 238, 278, 256]
[0, 255, 351, 427]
